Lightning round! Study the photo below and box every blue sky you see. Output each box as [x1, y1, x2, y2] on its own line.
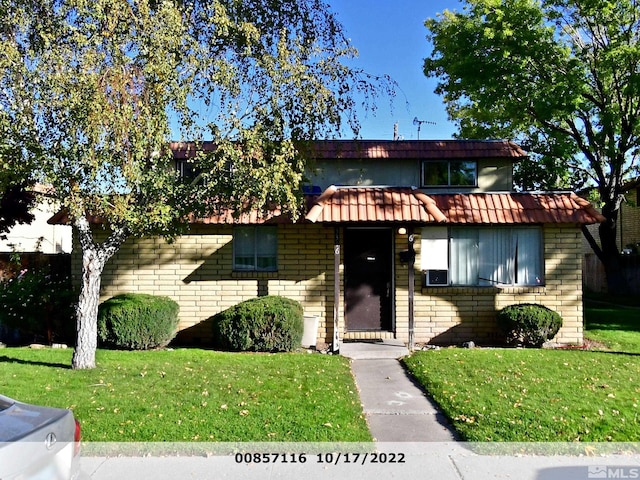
[328, 0, 462, 140]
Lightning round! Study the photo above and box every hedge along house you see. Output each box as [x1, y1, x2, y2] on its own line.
[57, 140, 604, 351]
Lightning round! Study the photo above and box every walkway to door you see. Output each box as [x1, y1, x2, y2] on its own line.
[341, 340, 459, 442]
[340, 339, 409, 359]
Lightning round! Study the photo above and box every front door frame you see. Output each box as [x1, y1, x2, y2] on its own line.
[343, 226, 395, 334]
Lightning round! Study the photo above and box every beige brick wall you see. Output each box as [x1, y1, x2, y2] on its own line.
[620, 200, 640, 251]
[407, 225, 584, 345]
[74, 223, 585, 347]
[76, 224, 338, 345]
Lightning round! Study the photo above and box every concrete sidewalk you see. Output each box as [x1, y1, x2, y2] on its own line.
[80, 443, 640, 480]
[79, 341, 640, 479]
[341, 339, 458, 442]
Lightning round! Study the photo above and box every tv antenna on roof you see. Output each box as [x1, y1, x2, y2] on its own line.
[413, 117, 436, 140]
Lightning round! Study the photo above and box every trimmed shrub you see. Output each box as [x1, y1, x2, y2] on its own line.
[98, 293, 179, 350]
[496, 303, 563, 347]
[212, 296, 303, 352]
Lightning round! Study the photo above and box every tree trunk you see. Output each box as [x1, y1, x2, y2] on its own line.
[71, 217, 128, 370]
[72, 247, 105, 369]
[599, 214, 629, 294]
[583, 194, 630, 295]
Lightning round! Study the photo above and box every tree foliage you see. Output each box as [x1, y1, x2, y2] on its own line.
[0, 186, 35, 239]
[0, 0, 388, 368]
[424, 0, 640, 290]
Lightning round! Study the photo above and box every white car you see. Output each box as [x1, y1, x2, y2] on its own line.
[0, 393, 81, 480]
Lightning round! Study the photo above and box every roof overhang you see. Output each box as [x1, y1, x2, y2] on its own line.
[304, 186, 606, 226]
[305, 186, 447, 223]
[49, 187, 605, 227]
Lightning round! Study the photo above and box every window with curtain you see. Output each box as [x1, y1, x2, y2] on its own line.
[422, 226, 544, 286]
[233, 226, 278, 272]
[451, 227, 543, 286]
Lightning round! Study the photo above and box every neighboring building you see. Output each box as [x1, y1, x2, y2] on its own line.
[581, 182, 640, 255]
[64, 140, 604, 348]
[0, 185, 72, 254]
[582, 182, 640, 293]
[615, 183, 640, 254]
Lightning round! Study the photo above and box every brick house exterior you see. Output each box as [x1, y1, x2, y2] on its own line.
[67, 140, 604, 349]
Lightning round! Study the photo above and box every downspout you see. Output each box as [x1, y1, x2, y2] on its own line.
[408, 227, 415, 351]
[333, 227, 341, 354]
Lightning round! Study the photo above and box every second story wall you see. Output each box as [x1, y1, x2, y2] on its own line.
[169, 139, 526, 194]
[306, 157, 513, 192]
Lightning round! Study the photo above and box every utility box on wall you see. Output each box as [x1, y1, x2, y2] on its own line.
[302, 315, 319, 348]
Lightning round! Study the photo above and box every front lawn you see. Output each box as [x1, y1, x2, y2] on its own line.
[404, 298, 640, 442]
[404, 348, 640, 442]
[0, 348, 371, 442]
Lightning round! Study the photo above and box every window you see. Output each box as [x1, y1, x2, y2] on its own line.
[422, 160, 477, 187]
[421, 226, 543, 286]
[233, 226, 278, 272]
[176, 159, 200, 184]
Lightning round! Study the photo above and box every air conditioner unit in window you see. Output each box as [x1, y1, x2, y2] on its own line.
[425, 269, 448, 286]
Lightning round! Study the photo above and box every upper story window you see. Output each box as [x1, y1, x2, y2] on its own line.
[422, 160, 477, 187]
[176, 159, 200, 184]
[233, 226, 278, 272]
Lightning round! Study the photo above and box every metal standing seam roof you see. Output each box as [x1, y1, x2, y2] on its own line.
[168, 139, 529, 160]
[48, 187, 605, 226]
[304, 186, 605, 225]
[307, 139, 528, 160]
[305, 186, 447, 223]
[188, 204, 290, 225]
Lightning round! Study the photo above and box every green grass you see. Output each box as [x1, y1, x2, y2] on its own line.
[404, 349, 640, 442]
[404, 297, 640, 442]
[0, 348, 371, 443]
[584, 299, 640, 354]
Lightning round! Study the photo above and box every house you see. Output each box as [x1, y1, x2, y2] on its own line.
[1, 185, 72, 282]
[582, 180, 640, 293]
[581, 181, 640, 256]
[1, 185, 72, 255]
[69, 140, 604, 349]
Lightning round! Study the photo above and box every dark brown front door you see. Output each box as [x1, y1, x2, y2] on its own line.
[345, 228, 393, 331]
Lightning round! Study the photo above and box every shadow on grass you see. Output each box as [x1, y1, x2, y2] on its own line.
[588, 349, 640, 358]
[584, 298, 640, 355]
[0, 355, 71, 369]
[584, 299, 640, 332]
